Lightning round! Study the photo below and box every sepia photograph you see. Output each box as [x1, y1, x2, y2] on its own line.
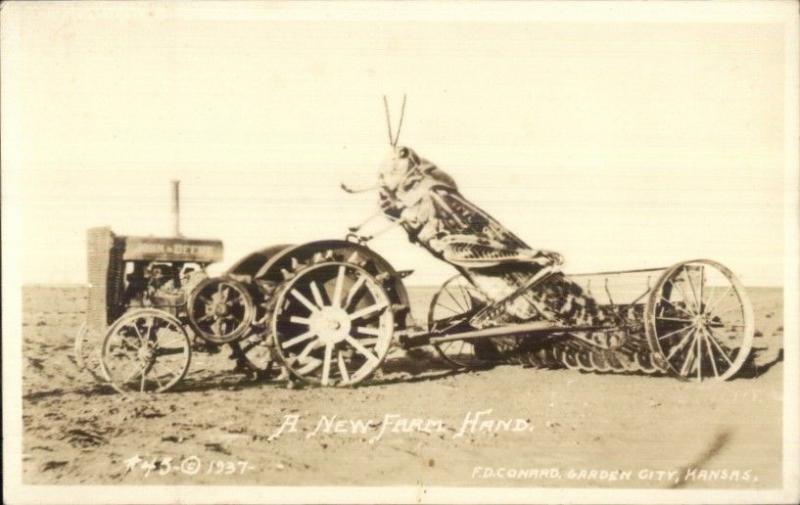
[2, 1, 798, 504]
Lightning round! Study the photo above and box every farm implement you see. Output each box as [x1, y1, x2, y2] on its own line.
[74, 100, 754, 393]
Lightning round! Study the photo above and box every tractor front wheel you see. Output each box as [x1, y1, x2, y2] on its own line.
[100, 309, 192, 394]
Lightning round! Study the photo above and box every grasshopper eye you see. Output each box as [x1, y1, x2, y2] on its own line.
[397, 147, 409, 159]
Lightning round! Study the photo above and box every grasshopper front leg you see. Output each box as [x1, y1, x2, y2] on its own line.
[348, 209, 385, 236]
[347, 211, 403, 243]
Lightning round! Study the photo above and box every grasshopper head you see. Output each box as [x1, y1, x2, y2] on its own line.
[379, 145, 421, 193]
[379, 145, 456, 196]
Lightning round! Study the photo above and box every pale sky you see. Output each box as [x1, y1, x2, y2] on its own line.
[1, 2, 791, 287]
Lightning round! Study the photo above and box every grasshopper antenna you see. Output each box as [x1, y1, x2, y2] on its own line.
[383, 95, 394, 146]
[392, 94, 406, 147]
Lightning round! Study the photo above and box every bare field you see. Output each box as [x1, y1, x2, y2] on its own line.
[19, 285, 783, 488]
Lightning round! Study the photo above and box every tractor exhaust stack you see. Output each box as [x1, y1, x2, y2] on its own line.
[171, 180, 182, 237]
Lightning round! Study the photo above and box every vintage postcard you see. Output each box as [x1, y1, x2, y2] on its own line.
[2, 1, 798, 503]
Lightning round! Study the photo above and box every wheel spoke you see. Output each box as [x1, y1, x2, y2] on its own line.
[457, 285, 475, 310]
[436, 299, 461, 316]
[344, 275, 367, 309]
[154, 354, 184, 378]
[707, 305, 743, 318]
[701, 329, 719, 377]
[122, 361, 143, 383]
[704, 329, 734, 366]
[355, 326, 381, 336]
[297, 338, 321, 361]
[683, 268, 701, 313]
[289, 315, 312, 326]
[660, 297, 693, 317]
[150, 361, 166, 389]
[451, 285, 468, 311]
[445, 287, 466, 313]
[321, 343, 333, 386]
[695, 328, 703, 380]
[290, 289, 319, 314]
[296, 357, 322, 375]
[332, 266, 346, 308]
[704, 285, 733, 316]
[132, 321, 145, 341]
[657, 323, 693, 342]
[679, 335, 696, 376]
[281, 330, 317, 349]
[116, 333, 141, 351]
[698, 266, 706, 310]
[349, 302, 388, 321]
[669, 279, 695, 314]
[344, 336, 379, 363]
[666, 327, 696, 361]
[140, 368, 147, 393]
[309, 281, 326, 308]
[145, 316, 157, 340]
[656, 316, 694, 323]
[337, 352, 350, 383]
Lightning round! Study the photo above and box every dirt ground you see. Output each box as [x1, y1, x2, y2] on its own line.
[20, 285, 783, 488]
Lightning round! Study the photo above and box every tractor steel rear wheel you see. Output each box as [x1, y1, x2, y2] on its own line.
[645, 259, 754, 382]
[271, 261, 394, 387]
[188, 278, 255, 344]
[101, 309, 192, 394]
[428, 275, 494, 369]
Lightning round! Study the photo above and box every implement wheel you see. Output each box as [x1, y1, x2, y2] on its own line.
[645, 259, 754, 382]
[428, 275, 495, 369]
[74, 322, 105, 382]
[101, 309, 192, 394]
[271, 261, 394, 387]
